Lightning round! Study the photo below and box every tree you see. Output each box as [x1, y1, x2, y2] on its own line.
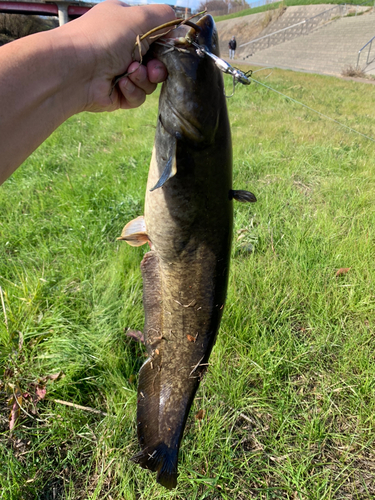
[0, 14, 57, 44]
[198, 0, 227, 11]
[198, 0, 249, 13]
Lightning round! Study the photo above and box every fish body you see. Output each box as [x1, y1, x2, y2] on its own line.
[120, 15, 233, 489]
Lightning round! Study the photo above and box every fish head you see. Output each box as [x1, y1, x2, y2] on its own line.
[152, 15, 228, 147]
[189, 14, 220, 57]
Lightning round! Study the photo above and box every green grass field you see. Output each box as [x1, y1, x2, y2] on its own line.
[1, 67, 375, 499]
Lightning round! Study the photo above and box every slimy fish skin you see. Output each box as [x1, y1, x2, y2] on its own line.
[118, 14, 255, 489]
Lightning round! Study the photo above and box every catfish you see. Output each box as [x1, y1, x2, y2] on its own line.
[118, 14, 256, 489]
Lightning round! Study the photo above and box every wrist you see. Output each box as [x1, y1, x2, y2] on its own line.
[46, 24, 96, 117]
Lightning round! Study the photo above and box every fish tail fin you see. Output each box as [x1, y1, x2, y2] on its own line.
[131, 442, 178, 489]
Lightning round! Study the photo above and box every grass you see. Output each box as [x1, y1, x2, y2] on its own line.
[213, 0, 372, 22]
[1, 67, 375, 499]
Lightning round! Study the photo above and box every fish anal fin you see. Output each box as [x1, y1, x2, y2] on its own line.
[141, 251, 163, 348]
[117, 216, 149, 246]
[131, 442, 178, 490]
[135, 251, 163, 450]
[136, 357, 162, 446]
[134, 252, 179, 489]
[230, 189, 257, 203]
[150, 138, 177, 192]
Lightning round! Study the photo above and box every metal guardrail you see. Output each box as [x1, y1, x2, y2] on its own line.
[357, 35, 375, 69]
[240, 20, 306, 48]
[239, 0, 374, 55]
[355, 0, 375, 11]
[239, 4, 347, 52]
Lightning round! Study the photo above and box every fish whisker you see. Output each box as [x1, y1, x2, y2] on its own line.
[155, 41, 190, 55]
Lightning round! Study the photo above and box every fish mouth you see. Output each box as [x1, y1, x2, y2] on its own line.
[155, 15, 218, 57]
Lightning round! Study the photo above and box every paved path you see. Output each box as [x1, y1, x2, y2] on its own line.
[232, 11, 375, 76]
[217, 4, 337, 57]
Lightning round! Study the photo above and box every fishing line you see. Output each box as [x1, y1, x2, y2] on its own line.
[138, 29, 373, 144]
[248, 75, 375, 143]
[252, 67, 273, 74]
[192, 42, 374, 143]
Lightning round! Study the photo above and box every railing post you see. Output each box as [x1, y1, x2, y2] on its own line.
[367, 40, 372, 65]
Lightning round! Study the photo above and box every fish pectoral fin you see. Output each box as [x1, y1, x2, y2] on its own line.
[150, 138, 177, 192]
[117, 216, 149, 246]
[131, 442, 178, 490]
[230, 189, 257, 203]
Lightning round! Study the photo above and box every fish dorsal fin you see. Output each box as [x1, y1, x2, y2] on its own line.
[117, 216, 149, 246]
[150, 138, 177, 192]
[230, 189, 257, 203]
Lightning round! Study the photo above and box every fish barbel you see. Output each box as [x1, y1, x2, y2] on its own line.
[118, 14, 256, 489]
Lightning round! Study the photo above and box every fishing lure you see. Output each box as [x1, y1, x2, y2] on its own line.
[186, 39, 252, 97]
[188, 39, 252, 85]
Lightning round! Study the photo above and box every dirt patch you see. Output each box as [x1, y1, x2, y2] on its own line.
[341, 65, 367, 78]
[216, 11, 266, 57]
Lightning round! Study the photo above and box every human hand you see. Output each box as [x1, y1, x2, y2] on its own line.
[57, 0, 176, 113]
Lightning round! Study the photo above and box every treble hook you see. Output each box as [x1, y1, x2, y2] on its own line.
[225, 68, 253, 98]
[188, 39, 252, 97]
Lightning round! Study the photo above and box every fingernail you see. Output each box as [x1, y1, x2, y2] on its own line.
[154, 64, 164, 76]
[153, 66, 167, 83]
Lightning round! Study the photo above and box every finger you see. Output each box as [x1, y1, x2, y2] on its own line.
[118, 76, 146, 109]
[132, 4, 177, 46]
[126, 62, 157, 95]
[147, 59, 168, 84]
